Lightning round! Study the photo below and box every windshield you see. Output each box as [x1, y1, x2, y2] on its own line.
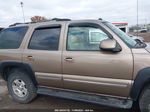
[103, 22, 137, 48]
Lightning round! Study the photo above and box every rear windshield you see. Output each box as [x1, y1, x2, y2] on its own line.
[0, 26, 28, 49]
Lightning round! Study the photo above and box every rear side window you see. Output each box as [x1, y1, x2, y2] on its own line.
[0, 27, 28, 49]
[28, 27, 61, 50]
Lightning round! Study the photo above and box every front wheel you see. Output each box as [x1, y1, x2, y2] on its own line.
[139, 84, 150, 112]
[7, 69, 37, 103]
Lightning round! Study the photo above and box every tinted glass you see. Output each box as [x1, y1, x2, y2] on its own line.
[67, 27, 109, 51]
[29, 27, 60, 50]
[0, 27, 28, 49]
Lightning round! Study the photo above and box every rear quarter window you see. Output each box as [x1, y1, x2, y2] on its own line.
[0, 26, 28, 49]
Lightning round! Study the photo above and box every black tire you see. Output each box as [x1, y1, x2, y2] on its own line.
[7, 69, 37, 103]
[139, 84, 150, 112]
[131, 101, 140, 112]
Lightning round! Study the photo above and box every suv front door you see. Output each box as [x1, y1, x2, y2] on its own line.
[62, 22, 133, 97]
[23, 24, 64, 88]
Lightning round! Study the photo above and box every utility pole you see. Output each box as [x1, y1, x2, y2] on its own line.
[20, 2, 25, 23]
[145, 18, 147, 27]
[137, 0, 139, 27]
[137, 0, 139, 36]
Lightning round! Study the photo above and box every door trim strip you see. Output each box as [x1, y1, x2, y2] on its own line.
[64, 79, 128, 87]
[63, 74, 133, 88]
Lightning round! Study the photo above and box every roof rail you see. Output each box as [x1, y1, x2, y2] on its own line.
[9, 23, 24, 27]
[9, 18, 71, 27]
[52, 18, 71, 21]
[9, 22, 36, 27]
[98, 18, 103, 20]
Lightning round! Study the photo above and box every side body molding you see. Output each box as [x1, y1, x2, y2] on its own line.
[0, 60, 37, 85]
[130, 67, 150, 101]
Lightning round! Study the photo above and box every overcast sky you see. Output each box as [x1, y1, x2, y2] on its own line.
[0, 0, 150, 27]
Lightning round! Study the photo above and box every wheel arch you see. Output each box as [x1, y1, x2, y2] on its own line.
[130, 67, 150, 101]
[0, 60, 37, 86]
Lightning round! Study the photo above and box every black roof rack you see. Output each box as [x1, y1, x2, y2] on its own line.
[52, 18, 71, 21]
[9, 22, 37, 27]
[98, 18, 103, 20]
[9, 18, 71, 27]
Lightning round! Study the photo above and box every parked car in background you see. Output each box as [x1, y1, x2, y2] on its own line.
[128, 34, 145, 42]
[128, 34, 150, 49]
[140, 28, 148, 33]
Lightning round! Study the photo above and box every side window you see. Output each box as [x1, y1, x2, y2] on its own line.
[0, 27, 28, 49]
[28, 27, 61, 50]
[67, 26, 110, 51]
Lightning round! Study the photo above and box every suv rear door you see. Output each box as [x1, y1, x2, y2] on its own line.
[0, 26, 28, 62]
[23, 23, 65, 88]
[62, 22, 133, 97]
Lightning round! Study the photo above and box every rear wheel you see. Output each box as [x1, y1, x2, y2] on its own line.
[139, 84, 150, 112]
[7, 69, 37, 103]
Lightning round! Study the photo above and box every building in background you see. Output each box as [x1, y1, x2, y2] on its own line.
[113, 23, 129, 33]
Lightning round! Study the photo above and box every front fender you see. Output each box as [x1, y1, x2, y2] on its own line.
[130, 67, 150, 101]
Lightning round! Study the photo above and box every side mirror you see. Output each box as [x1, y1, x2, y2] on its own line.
[100, 39, 122, 52]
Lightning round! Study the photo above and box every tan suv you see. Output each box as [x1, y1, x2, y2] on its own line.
[0, 18, 150, 112]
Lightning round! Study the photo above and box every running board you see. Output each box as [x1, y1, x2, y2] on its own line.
[37, 87, 133, 109]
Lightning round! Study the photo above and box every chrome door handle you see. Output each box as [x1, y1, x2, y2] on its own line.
[64, 57, 73, 62]
[27, 55, 33, 58]
[27, 55, 34, 61]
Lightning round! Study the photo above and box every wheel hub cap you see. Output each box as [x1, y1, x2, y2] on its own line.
[12, 79, 27, 97]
